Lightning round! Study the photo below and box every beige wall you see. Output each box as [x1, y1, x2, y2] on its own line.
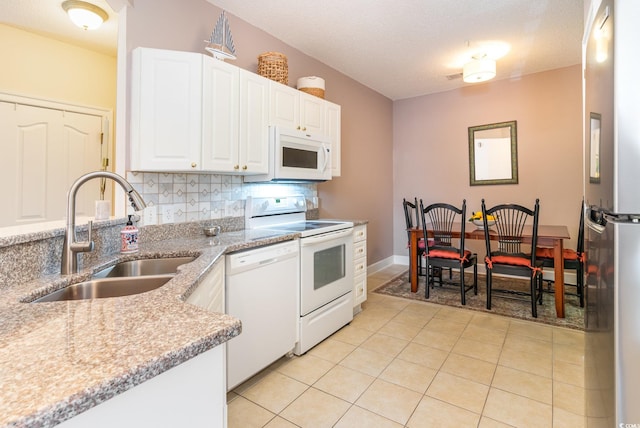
[124, 0, 395, 264]
[0, 24, 116, 110]
[392, 65, 583, 258]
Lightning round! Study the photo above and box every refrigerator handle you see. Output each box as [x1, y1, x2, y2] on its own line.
[602, 211, 640, 224]
[587, 205, 640, 232]
[586, 205, 607, 234]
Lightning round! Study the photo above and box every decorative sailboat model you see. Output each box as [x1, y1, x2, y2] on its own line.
[204, 11, 237, 60]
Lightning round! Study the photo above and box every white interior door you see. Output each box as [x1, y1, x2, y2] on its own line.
[0, 100, 104, 226]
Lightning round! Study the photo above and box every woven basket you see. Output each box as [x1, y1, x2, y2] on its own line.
[299, 87, 325, 99]
[297, 76, 325, 99]
[257, 52, 288, 85]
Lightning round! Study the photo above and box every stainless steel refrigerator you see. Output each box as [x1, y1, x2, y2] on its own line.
[583, 0, 640, 425]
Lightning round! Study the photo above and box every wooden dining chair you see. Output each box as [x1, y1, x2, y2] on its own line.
[482, 198, 543, 317]
[536, 200, 585, 307]
[420, 199, 478, 305]
[403, 197, 425, 281]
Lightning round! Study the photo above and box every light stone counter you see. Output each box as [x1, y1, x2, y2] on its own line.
[0, 228, 298, 428]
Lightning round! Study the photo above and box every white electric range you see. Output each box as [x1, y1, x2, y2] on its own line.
[246, 196, 354, 354]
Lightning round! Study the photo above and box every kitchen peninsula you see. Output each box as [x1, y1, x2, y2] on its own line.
[0, 224, 298, 427]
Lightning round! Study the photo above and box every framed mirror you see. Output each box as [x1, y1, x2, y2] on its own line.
[468, 120, 518, 186]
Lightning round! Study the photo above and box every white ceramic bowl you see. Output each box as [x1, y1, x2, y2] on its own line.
[472, 219, 496, 228]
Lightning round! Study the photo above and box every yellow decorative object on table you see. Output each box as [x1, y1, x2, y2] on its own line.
[468, 211, 496, 229]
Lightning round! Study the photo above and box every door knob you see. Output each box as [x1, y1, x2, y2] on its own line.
[191, 162, 197, 168]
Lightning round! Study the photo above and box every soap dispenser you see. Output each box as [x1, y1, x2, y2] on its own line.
[121, 215, 139, 253]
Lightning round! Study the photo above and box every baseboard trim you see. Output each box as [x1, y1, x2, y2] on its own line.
[367, 256, 395, 275]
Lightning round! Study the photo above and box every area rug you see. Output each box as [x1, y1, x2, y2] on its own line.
[374, 270, 584, 330]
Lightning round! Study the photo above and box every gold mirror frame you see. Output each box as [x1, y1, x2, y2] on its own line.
[468, 120, 518, 186]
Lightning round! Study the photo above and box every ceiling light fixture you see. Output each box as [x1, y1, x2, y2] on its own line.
[62, 0, 108, 30]
[463, 54, 496, 83]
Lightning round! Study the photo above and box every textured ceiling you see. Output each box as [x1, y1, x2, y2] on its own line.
[1, 1, 584, 100]
[208, 0, 585, 100]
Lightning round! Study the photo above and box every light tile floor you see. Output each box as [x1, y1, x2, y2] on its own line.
[227, 265, 586, 428]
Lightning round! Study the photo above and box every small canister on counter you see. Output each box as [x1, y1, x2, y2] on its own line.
[121, 215, 139, 253]
[297, 76, 325, 99]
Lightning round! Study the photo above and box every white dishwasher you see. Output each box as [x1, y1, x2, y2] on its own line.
[225, 240, 299, 390]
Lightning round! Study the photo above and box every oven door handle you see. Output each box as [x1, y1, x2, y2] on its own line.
[300, 228, 353, 246]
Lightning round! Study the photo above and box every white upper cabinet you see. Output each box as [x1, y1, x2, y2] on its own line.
[269, 83, 324, 135]
[299, 91, 325, 135]
[325, 100, 341, 177]
[269, 83, 299, 130]
[130, 47, 338, 177]
[131, 48, 269, 174]
[269, 82, 341, 176]
[238, 70, 270, 174]
[201, 56, 240, 172]
[131, 48, 202, 171]
[202, 60, 270, 174]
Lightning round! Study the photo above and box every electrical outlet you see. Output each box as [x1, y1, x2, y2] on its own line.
[143, 205, 157, 225]
[161, 205, 174, 224]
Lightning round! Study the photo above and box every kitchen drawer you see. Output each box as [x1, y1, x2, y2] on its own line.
[354, 257, 367, 278]
[354, 240, 366, 259]
[353, 224, 367, 242]
[354, 273, 367, 305]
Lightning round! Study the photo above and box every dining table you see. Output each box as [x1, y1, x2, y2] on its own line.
[408, 224, 572, 318]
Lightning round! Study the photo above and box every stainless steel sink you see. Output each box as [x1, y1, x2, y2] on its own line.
[32, 275, 173, 303]
[93, 256, 196, 278]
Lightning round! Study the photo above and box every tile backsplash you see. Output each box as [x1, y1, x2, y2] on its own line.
[126, 171, 318, 226]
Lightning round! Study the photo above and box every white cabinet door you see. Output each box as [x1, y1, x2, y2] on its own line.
[239, 70, 270, 174]
[186, 257, 225, 313]
[131, 48, 202, 171]
[269, 82, 326, 135]
[269, 82, 299, 130]
[202, 57, 239, 172]
[299, 91, 325, 135]
[57, 346, 226, 428]
[325, 100, 341, 177]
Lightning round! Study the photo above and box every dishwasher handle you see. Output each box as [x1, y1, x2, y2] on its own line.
[226, 241, 299, 274]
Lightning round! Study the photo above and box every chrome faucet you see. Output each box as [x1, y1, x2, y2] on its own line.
[61, 171, 147, 275]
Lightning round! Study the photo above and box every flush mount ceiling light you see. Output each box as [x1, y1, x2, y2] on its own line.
[463, 55, 497, 83]
[62, 0, 108, 30]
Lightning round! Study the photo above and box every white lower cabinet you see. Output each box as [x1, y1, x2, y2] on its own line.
[186, 257, 225, 313]
[58, 346, 226, 428]
[58, 259, 229, 428]
[353, 224, 367, 311]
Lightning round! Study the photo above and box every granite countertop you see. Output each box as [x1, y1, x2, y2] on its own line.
[0, 229, 298, 428]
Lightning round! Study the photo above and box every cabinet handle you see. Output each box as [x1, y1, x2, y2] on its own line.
[297, 126, 301, 130]
[302, 127, 307, 131]
[234, 165, 239, 170]
[191, 162, 197, 168]
[242, 165, 248, 170]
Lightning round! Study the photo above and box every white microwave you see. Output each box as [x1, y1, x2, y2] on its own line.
[244, 126, 332, 182]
